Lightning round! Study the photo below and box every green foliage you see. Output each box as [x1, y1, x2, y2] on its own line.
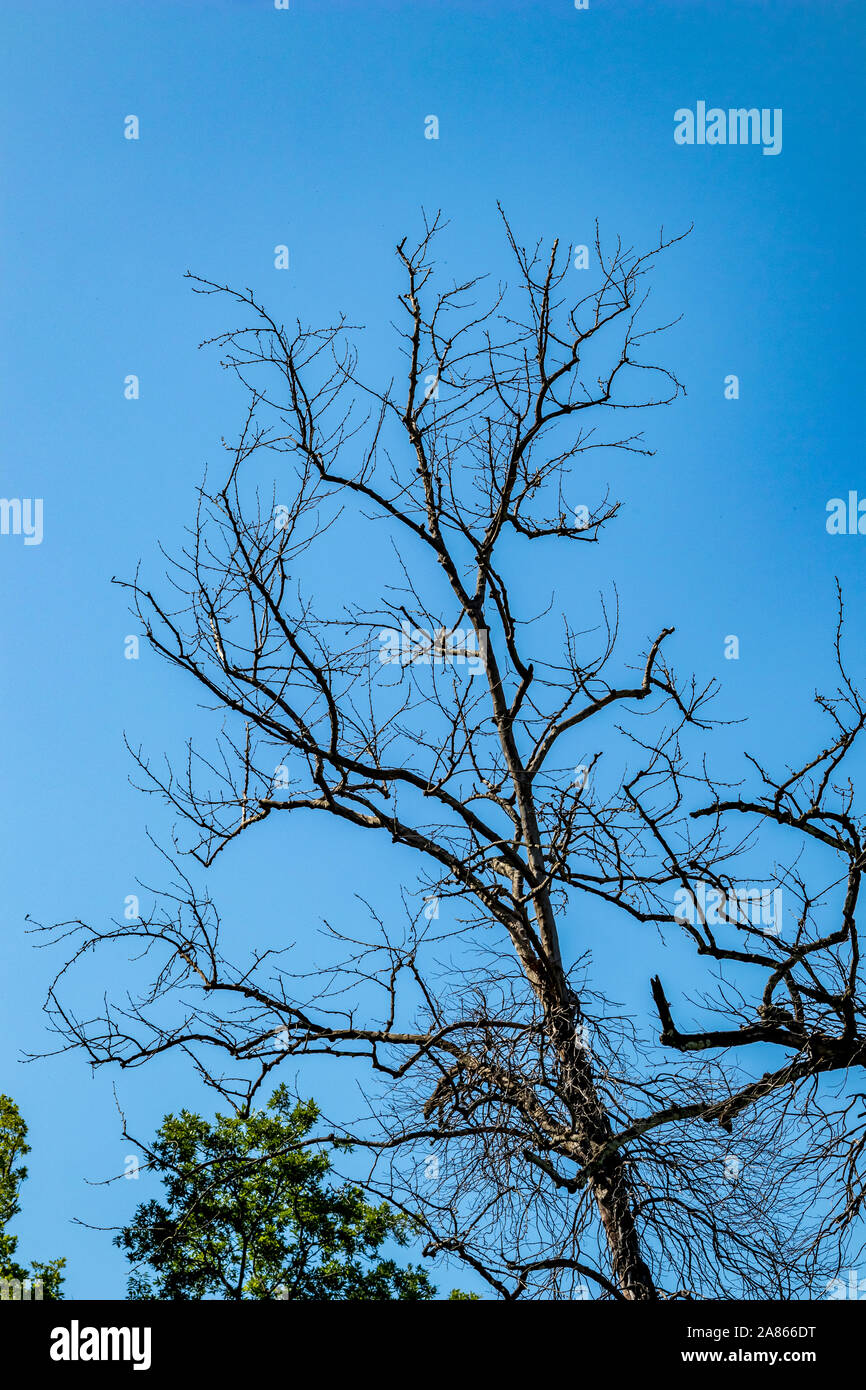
[0, 1094, 65, 1299]
[116, 1085, 439, 1300]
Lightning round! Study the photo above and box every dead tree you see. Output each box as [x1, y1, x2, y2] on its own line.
[41, 212, 866, 1300]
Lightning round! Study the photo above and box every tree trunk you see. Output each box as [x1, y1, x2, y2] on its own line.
[550, 1004, 657, 1300]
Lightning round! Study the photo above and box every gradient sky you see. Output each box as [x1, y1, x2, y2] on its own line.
[1, 0, 864, 1298]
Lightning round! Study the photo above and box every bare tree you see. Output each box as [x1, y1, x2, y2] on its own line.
[41, 212, 866, 1300]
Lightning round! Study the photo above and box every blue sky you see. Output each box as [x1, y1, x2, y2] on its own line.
[0, 0, 864, 1298]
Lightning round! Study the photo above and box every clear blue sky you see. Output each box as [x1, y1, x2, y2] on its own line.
[0, 0, 863, 1298]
